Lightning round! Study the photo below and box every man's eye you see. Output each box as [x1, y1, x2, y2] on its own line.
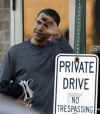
[37, 20, 41, 24]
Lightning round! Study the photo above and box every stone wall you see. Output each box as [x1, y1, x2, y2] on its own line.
[0, 0, 10, 65]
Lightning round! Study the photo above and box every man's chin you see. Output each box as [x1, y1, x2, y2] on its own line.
[35, 36, 41, 40]
[34, 36, 44, 43]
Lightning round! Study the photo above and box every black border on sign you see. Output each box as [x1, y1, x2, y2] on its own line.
[53, 54, 99, 114]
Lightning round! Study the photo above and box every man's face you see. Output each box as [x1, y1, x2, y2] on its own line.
[33, 13, 59, 44]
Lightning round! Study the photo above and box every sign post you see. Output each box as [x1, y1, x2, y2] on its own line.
[53, 54, 99, 114]
[69, 0, 86, 53]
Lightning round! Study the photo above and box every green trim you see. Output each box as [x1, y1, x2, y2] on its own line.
[74, 0, 86, 54]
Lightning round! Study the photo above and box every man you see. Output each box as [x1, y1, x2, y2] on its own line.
[0, 8, 73, 114]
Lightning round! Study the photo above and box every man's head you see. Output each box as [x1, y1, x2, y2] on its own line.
[32, 8, 60, 45]
[37, 8, 60, 26]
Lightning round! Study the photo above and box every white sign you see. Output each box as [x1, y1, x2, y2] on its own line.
[53, 54, 99, 114]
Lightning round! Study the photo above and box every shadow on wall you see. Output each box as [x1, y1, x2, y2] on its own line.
[94, 0, 100, 45]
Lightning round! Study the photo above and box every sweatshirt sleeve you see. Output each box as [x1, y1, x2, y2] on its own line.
[0, 47, 23, 98]
[0, 48, 15, 81]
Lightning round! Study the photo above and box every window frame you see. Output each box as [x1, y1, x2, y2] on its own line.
[10, 0, 23, 46]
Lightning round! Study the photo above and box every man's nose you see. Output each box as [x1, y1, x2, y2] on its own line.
[37, 24, 44, 32]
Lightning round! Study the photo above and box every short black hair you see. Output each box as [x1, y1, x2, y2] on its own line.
[37, 8, 60, 26]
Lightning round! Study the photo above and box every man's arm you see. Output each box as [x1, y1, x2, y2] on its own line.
[0, 49, 15, 81]
[0, 48, 23, 99]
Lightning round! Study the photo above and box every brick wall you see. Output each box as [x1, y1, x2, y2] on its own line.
[0, 0, 10, 65]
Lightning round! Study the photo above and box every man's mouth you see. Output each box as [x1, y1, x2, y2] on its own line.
[34, 31, 43, 37]
[34, 32, 45, 41]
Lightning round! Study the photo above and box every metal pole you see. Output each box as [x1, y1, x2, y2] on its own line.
[74, 0, 86, 54]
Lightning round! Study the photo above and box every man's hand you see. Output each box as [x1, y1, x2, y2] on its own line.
[47, 22, 61, 41]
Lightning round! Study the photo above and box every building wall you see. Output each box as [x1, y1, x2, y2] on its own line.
[86, 0, 95, 53]
[0, 0, 10, 65]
